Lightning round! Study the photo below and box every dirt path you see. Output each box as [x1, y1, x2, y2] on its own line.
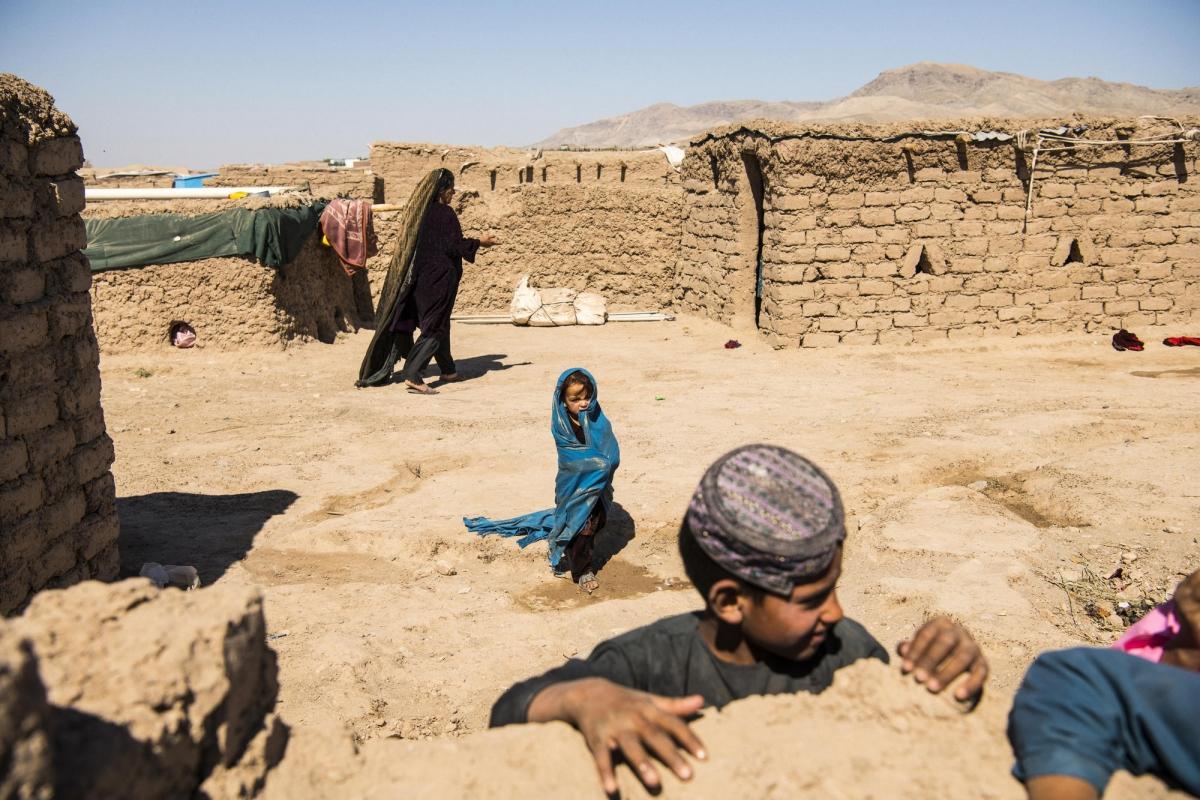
[99, 318, 1198, 756]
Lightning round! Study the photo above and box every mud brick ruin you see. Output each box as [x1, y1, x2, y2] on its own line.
[0, 76, 118, 614]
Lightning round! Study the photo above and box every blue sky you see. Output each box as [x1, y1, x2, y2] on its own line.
[2, 0, 1198, 167]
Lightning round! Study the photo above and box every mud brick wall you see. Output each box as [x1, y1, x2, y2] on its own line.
[368, 143, 683, 313]
[210, 163, 382, 202]
[0, 75, 119, 613]
[88, 237, 367, 352]
[677, 118, 1200, 345]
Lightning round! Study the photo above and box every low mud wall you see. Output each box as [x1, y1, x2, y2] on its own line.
[678, 117, 1200, 345]
[0, 75, 119, 614]
[211, 162, 381, 202]
[368, 143, 683, 312]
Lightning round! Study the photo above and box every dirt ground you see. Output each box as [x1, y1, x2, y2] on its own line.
[98, 317, 1199, 794]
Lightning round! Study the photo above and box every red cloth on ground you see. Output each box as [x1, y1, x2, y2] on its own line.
[1163, 336, 1200, 347]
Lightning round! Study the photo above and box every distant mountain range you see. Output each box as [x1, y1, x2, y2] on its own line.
[534, 62, 1200, 149]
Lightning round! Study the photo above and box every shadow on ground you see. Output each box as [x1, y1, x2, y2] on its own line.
[433, 353, 532, 384]
[593, 500, 636, 572]
[117, 489, 298, 584]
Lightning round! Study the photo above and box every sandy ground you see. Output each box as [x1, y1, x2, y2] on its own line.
[98, 317, 1199, 794]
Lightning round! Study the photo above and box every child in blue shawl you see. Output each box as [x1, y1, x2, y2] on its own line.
[465, 368, 620, 593]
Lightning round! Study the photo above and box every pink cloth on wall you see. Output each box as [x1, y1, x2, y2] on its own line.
[1111, 600, 1181, 663]
[320, 198, 375, 275]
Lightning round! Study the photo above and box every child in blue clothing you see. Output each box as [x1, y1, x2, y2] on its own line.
[1007, 568, 1200, 799]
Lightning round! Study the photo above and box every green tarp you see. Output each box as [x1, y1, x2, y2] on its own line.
[83, 203, 327, 272]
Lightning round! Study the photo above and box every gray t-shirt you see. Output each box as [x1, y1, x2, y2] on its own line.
[489, 612, 889, 727]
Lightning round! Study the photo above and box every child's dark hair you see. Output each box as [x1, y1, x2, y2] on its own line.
[678, 517, 765, 601]
[560, 370, 594, 401]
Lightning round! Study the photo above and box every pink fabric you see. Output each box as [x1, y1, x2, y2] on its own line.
[320, 199, 375, 275]
[1111, 600, 1181, 663]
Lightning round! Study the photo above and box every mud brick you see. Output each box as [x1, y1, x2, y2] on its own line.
[803, 301, 839, 317]
[864, 192, 898, 207]
[1131, 195, 1169, 214]
[820, 263, 862, 279]
[929, 311, 965, 326]
[78, 511, 120, 560]
[818, 317, 856, 332]
[857, 279, 893, 296]
[1081, 285, 1117, 300]
[0, 477, 43, 525]
[998, 305, 1032, 321]
[864, 262, 898, 278]
[1102, 267, 1137, 282]
[0, 439, 28, 483]
[914, 222, 951, 238]
[1038, 182, 1075, 198]
[30, 216, 86, 263]
[0, 179, 33, 219]
[912, 328, 948, 342]
[72, 435, 114, 484]
[83, 472, 116, 513]
[31, 136, 83, 176]
[979, 290, 1013, 307]
[29, 536, 77, 587]
[1137, 262, 1171, 281]
[40, 489, 85, 539]
[0, 224, 27, 261]
[828, 192, 865, 209]
[46, 177, 85, 218]
[1075, 184, 1109, 199]
[801, 332, 839, 348]
[1117, 283, 1148, 297]
[929, 203, 962, 221]
[915, 168, 944, 182]
[48, 297, 91, 338]
[1142, 181, 1178, 196]
[895, 205, 930, 222]
[1104, 300, 1139, 314]
[934, 188, 967, 203]
[892, 312, 926, 327]
[843, 227, 876, 243]
[855, 314, 891, 331]
[824, 209, 859, 227]
[838, 332, 878, 345]
[26, 422, 75, 470]
[4, 390, 58, 436]
[900, 187, 935, 203]
[772, 196, 812, 211]
[1139, 296, 1173, 311]
[815, 245, 850, 262]
[2, 268, 44, 304]
[1048, 286, 1080, 302]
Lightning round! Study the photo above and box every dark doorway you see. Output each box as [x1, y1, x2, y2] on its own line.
[741, 152, 766, 327]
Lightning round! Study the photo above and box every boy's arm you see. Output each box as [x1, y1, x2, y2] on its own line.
[526, 677, 706, 795]
[897, 615, 989, 702]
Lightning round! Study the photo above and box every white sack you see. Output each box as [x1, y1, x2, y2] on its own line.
[574, 292, 608, 325]
[510, 275, 541, 326]
[528, 287, 578, 327]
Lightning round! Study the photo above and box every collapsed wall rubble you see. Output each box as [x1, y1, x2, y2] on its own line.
[678, 117, 1200, 345]
[0, 74, 119, 614]
[0, 580, 285, 799]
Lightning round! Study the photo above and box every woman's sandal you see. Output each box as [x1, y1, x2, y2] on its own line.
[438, 372, 464, 383]
[577, 572, 599, 594]
[405, 381, 438, 395]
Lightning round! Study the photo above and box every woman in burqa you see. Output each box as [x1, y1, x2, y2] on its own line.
[356, 168, 497, 392]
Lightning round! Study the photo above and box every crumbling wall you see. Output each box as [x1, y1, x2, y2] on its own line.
[367, 143, 683, 313]
[0, 579, 286, 799]
[0, 74, 119, 614]
[678, 117, 1200, 345]
[211, 162, 382, 202]
[85, 198, 367, 352]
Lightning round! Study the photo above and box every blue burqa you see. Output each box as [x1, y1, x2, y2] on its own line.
[464, 368, 620, 570]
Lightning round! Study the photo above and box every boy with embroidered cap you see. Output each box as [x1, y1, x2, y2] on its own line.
[490, 444, 988, 794]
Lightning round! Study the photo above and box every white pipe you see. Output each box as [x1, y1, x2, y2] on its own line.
[85, 187, 298, 200]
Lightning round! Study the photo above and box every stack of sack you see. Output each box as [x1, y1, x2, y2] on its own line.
[510, 275, 607, 326]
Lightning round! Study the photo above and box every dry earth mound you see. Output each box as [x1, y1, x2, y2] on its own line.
[265, 659, 1172, 799]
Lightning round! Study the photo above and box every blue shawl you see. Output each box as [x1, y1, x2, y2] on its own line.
[464, 368, 620, 570]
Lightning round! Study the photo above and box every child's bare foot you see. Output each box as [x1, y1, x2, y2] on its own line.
[578, 572, 599, 594]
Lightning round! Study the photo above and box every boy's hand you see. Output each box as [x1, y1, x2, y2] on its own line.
[478, 234, 499, 247]
[897, 616, 988, 703]
[528, 678, 706, 794]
